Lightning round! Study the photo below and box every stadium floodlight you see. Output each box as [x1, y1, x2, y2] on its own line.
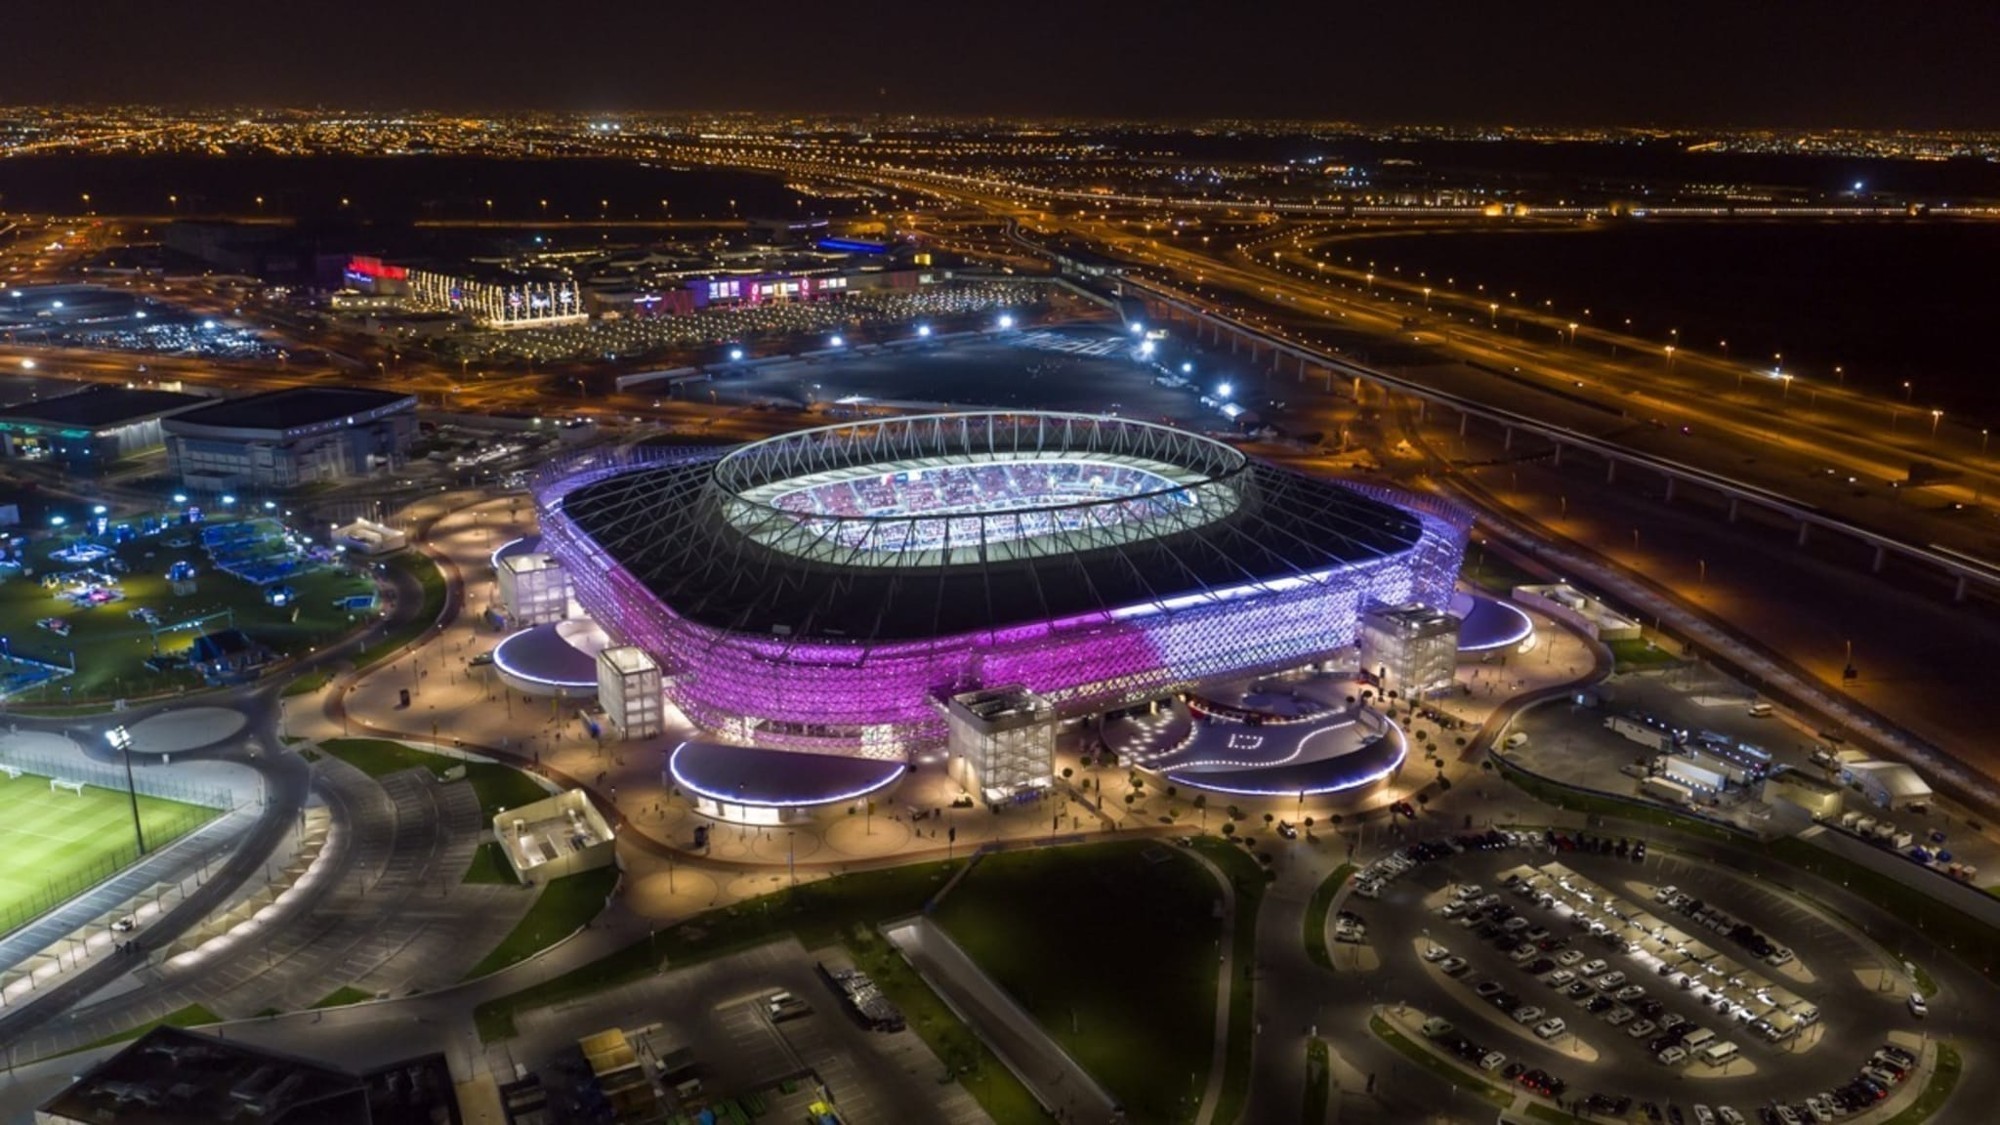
[49, 515, 65, 527]
[1218, 382, 1234, 399]
[104, 726, 147, 856]
[998, 314, 1016, 330]
[917, 324, 932, 338]
[1181, 362, 1193, 375]
[829, 335, 845, 348]
[92, 504, 107, 515]
[172, 493, 188, 504]
[728, 347, 744, 362]
[220, 494, 236, 505]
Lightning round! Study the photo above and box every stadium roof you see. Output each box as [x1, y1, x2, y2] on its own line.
[559, 413, 1427, 643]
[165, 386, 413, 431]
[0, 386, 207, 427]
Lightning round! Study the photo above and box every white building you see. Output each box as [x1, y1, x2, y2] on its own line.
[1359, 602, 1461, 699]
[943, 685, 1055, 804]
[597, 645, 663, 740]
[496, 552, 570, 627]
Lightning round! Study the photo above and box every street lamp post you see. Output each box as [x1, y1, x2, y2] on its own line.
[105, 727, 147, 857]
[1930, 410, 1943, 439]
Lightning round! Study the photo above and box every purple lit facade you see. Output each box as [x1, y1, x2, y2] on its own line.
[534, 416, 1470, 760]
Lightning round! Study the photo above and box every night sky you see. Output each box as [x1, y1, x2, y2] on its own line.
[9, 1, 1999, 126]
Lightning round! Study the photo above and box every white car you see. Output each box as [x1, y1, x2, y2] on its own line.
[1596, 971, 1628, 990]
[1453, 884, 1483, 901]
[1716, 1109, 1745, 1125]
[1908, 992, 1928, 1017]
[1656, 1046, 1688, 1066]
[1580, 959, 1608, 977]
[1534, 1017, 1566, 1040]
[1479, 1051, 1506, 1071]
[1605, 1006, 1635, 1026]
[1544, 970, 1575, 988]
[1653, 884, 1679, 903]
[1627, 1019, 1658, 1039]
[1557, 950, 1586, 967]
[1422, 945, 1451, 962]
[1353, 881, 1382, 900]
[1692, 1107, 1716, 1125]
[1765, 947, 1794, 967]
[1511, 1005, 1545, 1025]
[1804, 1096, 1835, 1122]
[1439, 957, 1469, 976]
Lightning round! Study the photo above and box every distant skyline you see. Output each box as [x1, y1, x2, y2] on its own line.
[8, 2, 2000, 129]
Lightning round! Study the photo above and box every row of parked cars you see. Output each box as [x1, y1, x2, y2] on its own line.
[1761, 1042, 1919, 1122]
[1416, 1015, 1567, 1100]
[1351, 829, 1539, 900]
[1654, 884, 1793, 966]
[1579, 1096, 1750, 1124]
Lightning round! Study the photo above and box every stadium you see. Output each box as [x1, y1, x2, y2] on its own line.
[534, 412, 1471, 780]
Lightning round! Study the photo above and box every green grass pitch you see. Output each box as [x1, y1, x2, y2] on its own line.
[0, 772, 220, 934]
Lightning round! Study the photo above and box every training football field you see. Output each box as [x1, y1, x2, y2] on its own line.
[0, 773, 220, 933]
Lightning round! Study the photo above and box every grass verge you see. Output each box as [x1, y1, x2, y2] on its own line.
[1302, 1037, 1330, 1125]
[281, 669, 333, 697]
[1500, 765, 1746, 843]
[310, 986, 375, 1009]
[1304, 863, 1357, 970]
[845, 926, 1048, 1125]
[1606, 636, 1685, 669]
[1881, 1042, 1961, 1125]
[79, 1004, 223, 1052]
[352, 552, 448, 673]
[1368, 1012, 1513, 1109]
[460, 866, 619, 981]
[1193, 836, 1270, 1125]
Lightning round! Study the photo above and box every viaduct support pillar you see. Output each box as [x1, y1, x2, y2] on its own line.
[1551, 443, 1563, 467]
[1605, 460, 1617, 483]
[1727, 498, 1740, 523]
[1663, 477, 1676, 502]
[1872, 545, 1887, 573]
[1503, 427, 1515, 451]
[1796, 522, 1811, 547]
[1956, 576, 1970, 603]
[1459, 412, 1470, 437]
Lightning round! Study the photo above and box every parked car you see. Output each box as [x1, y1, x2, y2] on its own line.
[1656, 1046, 1688, 1066]
[1534, 1017, 1567, 1040]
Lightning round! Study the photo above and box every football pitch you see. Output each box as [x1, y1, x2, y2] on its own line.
[0, 772, 221, 935]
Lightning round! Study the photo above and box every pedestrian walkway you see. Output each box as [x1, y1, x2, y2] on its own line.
[884, 917, 1120, 1125]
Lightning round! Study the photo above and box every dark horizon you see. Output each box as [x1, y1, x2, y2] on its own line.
[7, 1, 2000, 130]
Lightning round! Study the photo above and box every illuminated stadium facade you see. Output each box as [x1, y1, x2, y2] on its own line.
[536, 413, 1471, 760]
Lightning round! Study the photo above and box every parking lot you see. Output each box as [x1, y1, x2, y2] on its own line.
[503, 937, 990, 1125]
[1342, 828, 1931, 1122]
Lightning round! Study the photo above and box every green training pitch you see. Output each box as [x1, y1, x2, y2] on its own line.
[0, 772, 220, 935]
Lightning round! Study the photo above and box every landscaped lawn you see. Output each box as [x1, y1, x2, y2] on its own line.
[80, 1003, 223, 1052]
[0, 516, 378, 704]
[318, 737, 549, 818]
[934, 840, 1224, 1125]
[1607, 636, 1684, 669]
[1368, 1013, 1513, 1109]
[461, 865, 619, 981]
[351, 552, 447, 672]
[463, 841, 521, 884]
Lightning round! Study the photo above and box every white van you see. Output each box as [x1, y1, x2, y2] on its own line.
[1504, 731, 1529, 749]
[1701, 1041, 1740, 1066]
[1681, 1027, 1716, 1051]
[1795, 1005, 1821, 1027]
[1747, 701, 1773, 717]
